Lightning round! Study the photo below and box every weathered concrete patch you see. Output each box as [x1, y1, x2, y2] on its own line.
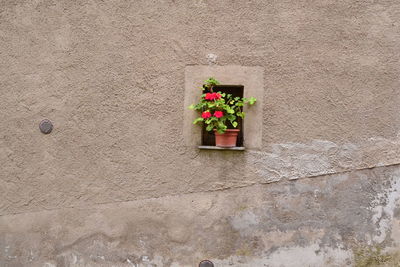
[1, 165, 400, 266]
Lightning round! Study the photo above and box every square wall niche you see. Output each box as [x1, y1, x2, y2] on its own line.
[183, 65, 264, 150]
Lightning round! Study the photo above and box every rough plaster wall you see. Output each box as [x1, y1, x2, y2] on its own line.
[1, 165, 400, 266]
[1, 0, 399, 215]
[1, 0, 400, 266]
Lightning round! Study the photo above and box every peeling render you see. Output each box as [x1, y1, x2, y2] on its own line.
[370, 169, 400, 244]
[248, 138, 400, 184]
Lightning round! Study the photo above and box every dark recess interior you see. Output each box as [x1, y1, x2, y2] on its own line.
[202, 85, 244, 147]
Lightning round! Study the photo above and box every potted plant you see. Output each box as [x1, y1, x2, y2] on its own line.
[189, 77, 256, 148]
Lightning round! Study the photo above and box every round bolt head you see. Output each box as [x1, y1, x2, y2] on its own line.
[39, 119, 53, 134]
[199, 260, 214, 267]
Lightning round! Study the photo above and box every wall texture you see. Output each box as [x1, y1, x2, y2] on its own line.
[1, 0, 400, 266]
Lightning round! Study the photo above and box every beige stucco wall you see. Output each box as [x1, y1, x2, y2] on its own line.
[1, 1, 400, 266]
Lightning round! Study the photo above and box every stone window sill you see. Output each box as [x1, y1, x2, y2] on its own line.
[198, 146, 245, 151]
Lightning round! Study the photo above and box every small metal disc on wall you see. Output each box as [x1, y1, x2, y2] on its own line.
[199, 260, 214, 267]
[39, 119, 53, 134]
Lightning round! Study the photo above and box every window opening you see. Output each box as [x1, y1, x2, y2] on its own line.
[201, 84, 244, 147]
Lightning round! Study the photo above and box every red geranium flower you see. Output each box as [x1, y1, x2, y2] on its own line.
[204, 92, 222, 101]
[202, 111, 212, 119]
[214, 111, 224, 118]
[204, 93, 213, 100]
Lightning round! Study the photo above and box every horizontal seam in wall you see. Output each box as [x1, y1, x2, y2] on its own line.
[1, 161, 400, 218]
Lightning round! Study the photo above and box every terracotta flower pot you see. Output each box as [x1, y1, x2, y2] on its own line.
[214, 129, 240, 147]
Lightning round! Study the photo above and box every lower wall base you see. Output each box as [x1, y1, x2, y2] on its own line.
[1, 164, 400, 267]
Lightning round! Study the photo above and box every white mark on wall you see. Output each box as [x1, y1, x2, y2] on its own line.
[4, 246, 16, 259]
[127, 258, 137, 267]
[141, 255, 150, 262]
[72, 253, 78, 264]
[314, 189, 321, 198]
[90, 254, 105, 261]
[206, 53, 218, 65]
[28, 249, 34, 262]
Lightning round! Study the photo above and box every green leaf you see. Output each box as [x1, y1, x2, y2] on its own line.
[189, 104, 195, 109]
[227, 114, 236, 121]
[249, 97, 257, 105]
[232, 121, 238, 128]
[204, 77, 220, 86]
[206, 124, 214, 131]
[193, 118, 204, 124]
[237, 112, 245, 118]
